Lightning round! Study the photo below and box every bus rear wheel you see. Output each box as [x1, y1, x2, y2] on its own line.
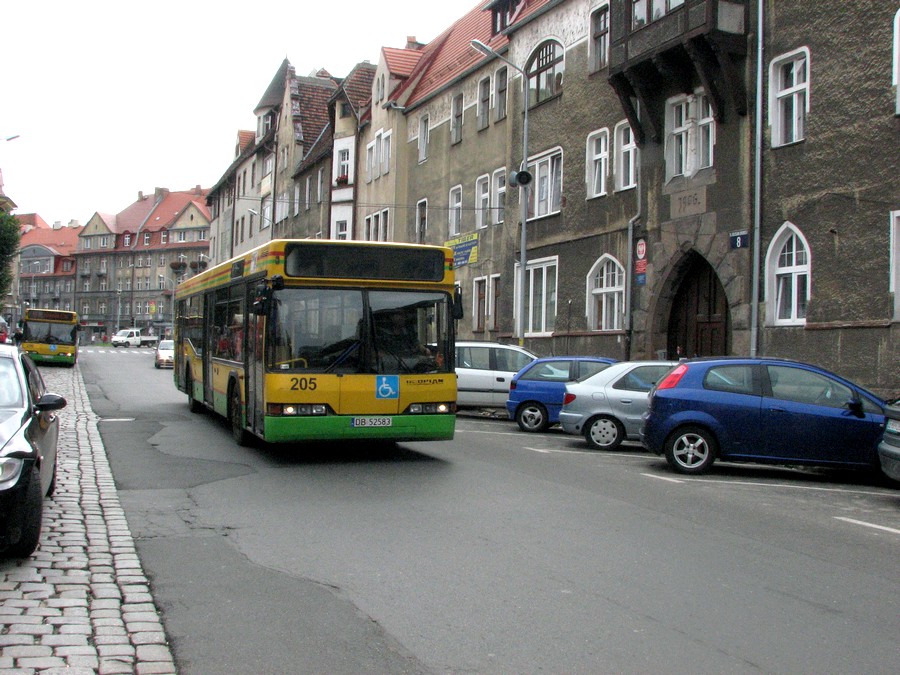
[229, 383, 250, 447]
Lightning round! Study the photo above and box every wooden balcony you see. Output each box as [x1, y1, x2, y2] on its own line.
[608, 0, 749, 146]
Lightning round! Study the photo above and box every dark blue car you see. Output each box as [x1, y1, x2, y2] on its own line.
[506, 356, 616, 432]
[641, 358, 886, 475]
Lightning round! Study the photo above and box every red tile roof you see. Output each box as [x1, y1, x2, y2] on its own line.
[14, 213, 50, 231]
[397, 0, 551, 108]
[20, 222, 83, 255]
[335, 62, 377, 116]
[383, 47, 423, 79]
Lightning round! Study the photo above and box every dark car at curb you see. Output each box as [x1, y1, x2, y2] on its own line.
[878, 403, 900, 482]
[641, 357, 887, 477]
[0, 344, 67, 557]
[506, 356, 617, 432]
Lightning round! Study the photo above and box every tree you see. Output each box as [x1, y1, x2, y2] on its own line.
[0, 212, 22, 304]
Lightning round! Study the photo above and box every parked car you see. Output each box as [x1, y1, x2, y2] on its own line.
[559, 360, 677, 449]
[455, 341, 537, 407]
[0, 344, 67, 557]
[506, 356, 617, 432]
[641, 358, 886, 476]
[877, 403, 900, 482]
[154, 339, 175, 369]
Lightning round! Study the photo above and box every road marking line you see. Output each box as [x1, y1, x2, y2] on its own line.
[641, 472, 684, 483]
[834, 517, 900, 536]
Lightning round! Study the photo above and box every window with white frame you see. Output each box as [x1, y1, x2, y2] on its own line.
[82, 303, 89, 316]
[528, 150, 563, 218]
[614, 121, 638, 190]
[380, 209, 389, 241]
[475, 175, 490, 229]
[890, 210, 899, 319]
[489, 274, 501, 330]
[143, 232, 151, 245]
[83, 238, 92, 250]
[335, 220, 348, 240]
[770, 48, 809, 147]
[123, 234, 131, 247]
[337, 149, 350, 180]
[474, 277, 487, 331]
[100, 236, 109, 248]
[632, 0, 685, 30]
[495, 67, 508, 120]
[419, 114, 430, 161]
[294, 183, 300, 215]
[451, 94, 463, 144]
[516, 256, 558, 335]
[586, 128, 609, 198]
[317, 169, 324, 203]
[590, 6, 610, 72]
[765, 222, 810, 325]
[526, 40, 565, 105]
[366, 142, 376, 182]
[478, 77, 491, 129]
[262, 196, 272, 228]
[305, 177, 311, 210]
[586, 255, 624, 330]
[178, 230, 187, 242]
[492, 169, 506, 224]
[160, 230, 168, 244]
[449, 186, 462, 236]
[416, 200, 427, 244]
[382, 132, 391, 175]
[664, 93, 717, 179]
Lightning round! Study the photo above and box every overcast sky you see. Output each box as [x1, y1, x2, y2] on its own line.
[1, 0, 475, 227]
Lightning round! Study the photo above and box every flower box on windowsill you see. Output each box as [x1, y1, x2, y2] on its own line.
[335, 175, 349, 187]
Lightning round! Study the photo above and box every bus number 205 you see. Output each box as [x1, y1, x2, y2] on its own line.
[290, 377, 318, 391]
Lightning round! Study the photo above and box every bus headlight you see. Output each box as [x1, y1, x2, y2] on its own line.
[267, 404, 328, 416]
[406, 403, 455, 414]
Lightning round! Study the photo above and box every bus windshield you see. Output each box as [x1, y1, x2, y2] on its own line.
[23, 321, 77, 346]
[268, 288, 452, 375]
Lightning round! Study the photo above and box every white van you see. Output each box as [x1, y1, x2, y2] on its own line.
[455, 341, 537, 407]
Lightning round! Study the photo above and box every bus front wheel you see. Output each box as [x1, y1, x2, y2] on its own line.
[229, 383, 250, 447]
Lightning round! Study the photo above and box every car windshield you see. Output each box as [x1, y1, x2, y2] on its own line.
[0, 359, 23, 408]
[158, 340, 174, 350]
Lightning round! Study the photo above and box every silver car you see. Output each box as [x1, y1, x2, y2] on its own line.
[559, 360, 676, 450]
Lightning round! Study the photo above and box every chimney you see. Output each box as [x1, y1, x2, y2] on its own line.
[53, 221, 63, 229]
[406, 36, 424, 50]
[138, 191, 145, 201]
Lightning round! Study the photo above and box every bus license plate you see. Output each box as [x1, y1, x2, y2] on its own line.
[351, 417, 393, 428]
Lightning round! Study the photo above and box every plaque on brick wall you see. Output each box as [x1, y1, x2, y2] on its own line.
[670, 187, 707, 219]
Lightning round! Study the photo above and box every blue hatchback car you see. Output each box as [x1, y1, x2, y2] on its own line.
[506, 356, 617, 432]
[641, 358, 886, 475]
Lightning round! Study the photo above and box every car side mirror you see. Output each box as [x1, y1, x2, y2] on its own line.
[35, 393, 67, 412]
[846, 398, 865, 418]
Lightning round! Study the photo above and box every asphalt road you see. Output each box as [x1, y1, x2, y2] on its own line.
[77, 347, 900, 674]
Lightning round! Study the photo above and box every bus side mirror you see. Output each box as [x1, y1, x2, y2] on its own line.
[453, 287, 464, 320]
[252, 283, 271, 315]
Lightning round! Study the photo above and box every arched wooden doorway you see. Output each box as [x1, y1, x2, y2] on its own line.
[666, 253, 729, 358]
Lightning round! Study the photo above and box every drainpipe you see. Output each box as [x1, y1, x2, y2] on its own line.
[749, 0, 765, 356]
[625, 104, 641, 361]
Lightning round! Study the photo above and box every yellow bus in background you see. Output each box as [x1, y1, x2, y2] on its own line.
[20, 309, 80, 367]
[173, 239, 461, 446]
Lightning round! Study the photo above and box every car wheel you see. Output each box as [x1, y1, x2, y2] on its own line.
[516, 403, 549, 432]
[4, 466, 43, 558]
[229, 383, 250, 447]
[665, 425, 717, 474]
[584, 415, 624, 450]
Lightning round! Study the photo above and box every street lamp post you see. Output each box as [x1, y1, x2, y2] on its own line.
[470, 40, 531, 344]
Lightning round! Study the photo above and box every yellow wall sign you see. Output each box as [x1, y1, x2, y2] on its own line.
[444, 232, 479, 267]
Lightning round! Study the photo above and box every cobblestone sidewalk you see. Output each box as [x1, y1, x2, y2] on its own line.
[0, 365, 176, 675]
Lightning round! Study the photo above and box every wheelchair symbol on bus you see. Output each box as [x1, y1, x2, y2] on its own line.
[376, 376, 399, 399]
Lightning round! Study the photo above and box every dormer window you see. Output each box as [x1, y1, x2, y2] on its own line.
[491, 0, 524, 35]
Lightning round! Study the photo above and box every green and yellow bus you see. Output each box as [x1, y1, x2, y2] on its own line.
[20, 309, 80, 367]
[174, 239, 462, 445]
